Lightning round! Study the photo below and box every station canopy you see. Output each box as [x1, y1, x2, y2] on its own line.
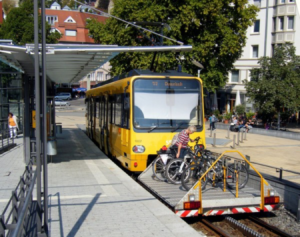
[0, 42, 192, 84]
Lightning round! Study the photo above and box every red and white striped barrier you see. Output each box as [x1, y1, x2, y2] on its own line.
[176, 210, 198, 217]
[177, 205, 279, 217]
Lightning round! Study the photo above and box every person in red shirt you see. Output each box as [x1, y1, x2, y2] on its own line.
[175, 125, 196, 158]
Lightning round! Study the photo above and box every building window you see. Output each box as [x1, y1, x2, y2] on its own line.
[287, 16, 294, 30]
[281, 0, 285, 3]
[289, 0, 294, 2]
[271, 44, 275, 57]
[253, 20, 260, 33]
[254, 0, 261, 7]
[252, 45, 259, 58]
[279, 17, 284, 30]
[96, 72, 103, 81]
[65, 30, 77, 36]
[231, 70, 239, 83]
[273, 17, 277, 32]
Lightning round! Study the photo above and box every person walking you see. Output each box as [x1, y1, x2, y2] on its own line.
[8, 112, 18, 138]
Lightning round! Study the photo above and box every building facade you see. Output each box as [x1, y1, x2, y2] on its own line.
[219, 0, 300, 113]
[46, 2, 107, 44]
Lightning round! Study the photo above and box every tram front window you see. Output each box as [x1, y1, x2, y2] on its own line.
[133, 78, 203, 131]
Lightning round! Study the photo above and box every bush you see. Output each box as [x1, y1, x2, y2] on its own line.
[246, 112, 255, 120]
[223, 112, 232, 120]
[235, 105, 245, 116]
[213, 110, 220, 117]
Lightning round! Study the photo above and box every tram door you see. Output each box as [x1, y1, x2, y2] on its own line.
[91, 98, 96, 140]
[103, 94, 110, 155]
[99, 96, 104, 150]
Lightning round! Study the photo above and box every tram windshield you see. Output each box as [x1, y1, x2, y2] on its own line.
[133, 78, 203, 130]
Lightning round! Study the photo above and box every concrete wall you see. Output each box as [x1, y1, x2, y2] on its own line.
[248, 171, 300, 215]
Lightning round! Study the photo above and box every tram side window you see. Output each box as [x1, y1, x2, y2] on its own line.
[122, 93, 130, 129]
[115, 95, 122, 126]
[96, 99, 99, 118]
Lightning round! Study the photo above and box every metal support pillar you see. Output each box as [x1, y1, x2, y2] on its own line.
[240, 131, 244, 143]
[226, 126, 230, 139]
[236, 132, 240, 146]
[41, 0, 49, 234]
[34, 0, 42, 234]
[23, 76, 31, 164]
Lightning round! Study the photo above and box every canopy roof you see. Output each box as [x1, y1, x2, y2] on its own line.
[0, 42, 192, 84]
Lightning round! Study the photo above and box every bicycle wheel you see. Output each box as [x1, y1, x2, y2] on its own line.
[181, 164, 208, 191]
[165, 159, 189, 184]
[226, 163, 249, 189]
[152, 156, 167, 181]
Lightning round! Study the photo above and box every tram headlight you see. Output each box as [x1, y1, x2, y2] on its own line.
[132, 145, 145, 153]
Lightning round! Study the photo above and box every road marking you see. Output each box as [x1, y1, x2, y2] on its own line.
[85, 160, 120, 196]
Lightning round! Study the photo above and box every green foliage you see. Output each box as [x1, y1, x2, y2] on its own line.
[223, 112, 232, 120]
[246, 112, 255, 120]
[0, 0, 62, 45]
[244, 43, 300, 114]
[86, 0, 258, 91]
[235, 104, 245, 115]
[213, 110, 220, 117]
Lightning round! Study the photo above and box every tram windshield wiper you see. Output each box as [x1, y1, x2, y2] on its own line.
[171, 122, 188, 132]
[148, 126, 157, 133]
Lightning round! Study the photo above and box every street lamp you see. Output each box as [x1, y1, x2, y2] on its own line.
[191, 59, 204, 77]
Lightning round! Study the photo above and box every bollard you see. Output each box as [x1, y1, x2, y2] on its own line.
[297, 195, 300, 222]
[244, 130, 247, 140]
[231, 135, 236, 149]
[56, 124, 62, 134]
[227, 127, 230, 139]
[245, 155, 250, 170]
[241, 131, 244, 143]
[236, 132, 240, 146]
[210, 128, 212, 137]
[213, 133, 216, 146]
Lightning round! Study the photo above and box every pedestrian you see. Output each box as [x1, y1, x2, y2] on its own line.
[209, 114, 216, 130]
[8, 112, 18, 138]
[175, 125, 196, 158]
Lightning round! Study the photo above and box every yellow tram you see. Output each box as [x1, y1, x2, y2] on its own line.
[85, 69, 206, 172]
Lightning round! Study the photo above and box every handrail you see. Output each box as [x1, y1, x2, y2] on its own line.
[0, 161, 36, 237]
[11, 170, 37, 237]
[194, 150, 269, 214]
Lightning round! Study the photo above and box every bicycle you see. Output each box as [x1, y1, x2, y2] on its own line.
[152, 145, 176, 181]
[165, 137, 203, 184]
[181, 151, 249, 191]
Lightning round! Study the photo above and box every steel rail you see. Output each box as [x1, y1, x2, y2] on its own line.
[200, 219, 231, 237]
[248, 216, 293, 237]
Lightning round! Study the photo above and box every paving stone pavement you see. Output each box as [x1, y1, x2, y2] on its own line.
[48, 122, 204, 237]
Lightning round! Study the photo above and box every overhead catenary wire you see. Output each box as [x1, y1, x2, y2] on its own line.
[74, 0, 184, 45]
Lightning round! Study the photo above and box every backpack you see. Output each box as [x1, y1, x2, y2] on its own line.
[212, 116, 218, 122]
[171, 133, 179, 146]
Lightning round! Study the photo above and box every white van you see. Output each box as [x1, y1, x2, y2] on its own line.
[54, 93, 72, 100]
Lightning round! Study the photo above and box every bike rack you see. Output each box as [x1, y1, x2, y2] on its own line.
[194, 150, 269, 214]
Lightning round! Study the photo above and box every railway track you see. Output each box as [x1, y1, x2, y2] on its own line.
[189, 215, 293, 237]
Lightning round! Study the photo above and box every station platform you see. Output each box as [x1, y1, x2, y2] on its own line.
[47, 124, 204, 237]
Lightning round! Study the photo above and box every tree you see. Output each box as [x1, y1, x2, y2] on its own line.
[86, 0, 258, 91]
[244, 43, 300, 129]
[2, 0, 15, 15]
[0, 0, 62, 45]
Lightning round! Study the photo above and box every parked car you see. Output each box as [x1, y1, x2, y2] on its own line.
[54, 99, 70, 106]
[54, 93, 72, 100]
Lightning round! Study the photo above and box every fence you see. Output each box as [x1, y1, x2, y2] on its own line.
[0, 161, 37, 236]
[0, 129, 16, 153]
